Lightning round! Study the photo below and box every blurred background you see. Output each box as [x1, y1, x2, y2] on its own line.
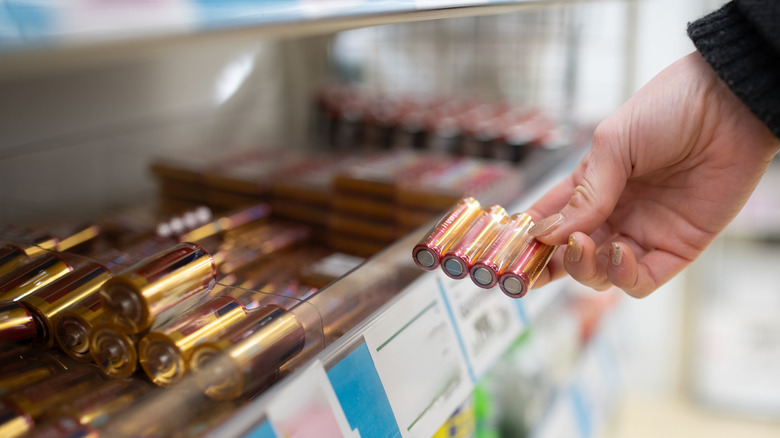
[1, 0, 779, 437]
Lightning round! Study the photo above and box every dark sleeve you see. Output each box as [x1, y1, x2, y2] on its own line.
[687, 0, 780, 139]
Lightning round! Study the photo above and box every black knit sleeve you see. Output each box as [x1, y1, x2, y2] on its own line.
[688, 1, 780, 139]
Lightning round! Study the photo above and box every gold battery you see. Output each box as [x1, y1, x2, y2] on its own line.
[88, 322, 141, 379]
[0, 351, 70, 397]
[55, 294, 107, 362]
[51, 377, 152, 429]
[55, 224, 102, 253]
[21, 263, 112, 348]
[138, 295, 248, 387]
[189, 306, 304, 400]
[0, 253, 73, 302]
[0, 364, 105, 438]
[100, 242, 217, 334]
[0, 301, 42, 346]
[0, 246, 29, 279]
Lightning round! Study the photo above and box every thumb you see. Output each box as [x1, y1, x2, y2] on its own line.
[528, 123, 631, 245]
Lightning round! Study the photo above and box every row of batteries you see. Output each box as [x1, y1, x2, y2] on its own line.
[413, 197, 556, 297]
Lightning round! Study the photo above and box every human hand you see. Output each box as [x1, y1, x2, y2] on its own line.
[526, 51, 779, 298]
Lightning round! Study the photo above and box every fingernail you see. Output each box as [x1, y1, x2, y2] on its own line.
[566, 234, 582, 263]
[529, 213, 564, 237]
[610, 242, 622, 267]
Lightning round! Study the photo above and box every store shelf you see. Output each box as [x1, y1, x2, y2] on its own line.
[0, 0, 576, 79]
[191, 148, 585, 438]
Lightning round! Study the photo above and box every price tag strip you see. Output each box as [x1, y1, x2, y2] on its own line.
[363, 274, 473, 438]
[436, 272, 525, 379]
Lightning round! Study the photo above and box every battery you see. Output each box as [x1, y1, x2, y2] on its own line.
[138, 295, 249, 387]
[20, 263, 112, 348]
[54, 294, 107, 362]
[469, 212, 533, 289]
[0, 253, 74, 303]
[412, 197, 482, 271]
[189, 306, 305, 400]
[0, 351, 70, 397]
[99, 242, 217, 334]
[49, 376, 152, 430]
[0, 363, 105, 438]
[88, 323, 140, 379]
[440, 205, 508, 279]
[0, 301, 42, 346]
[498, 238, 557, 298]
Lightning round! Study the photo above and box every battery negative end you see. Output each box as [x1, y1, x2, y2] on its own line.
[501, 276, 525, 296]
[414, 249, 437, 268]
[472, 267, 494, 286]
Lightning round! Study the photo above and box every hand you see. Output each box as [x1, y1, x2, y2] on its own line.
[526, 51, 779, 298]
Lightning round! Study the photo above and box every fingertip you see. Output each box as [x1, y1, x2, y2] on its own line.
[606, 242, 651, 299]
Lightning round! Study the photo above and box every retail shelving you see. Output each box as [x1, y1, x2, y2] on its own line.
[0, 1, 628, 437]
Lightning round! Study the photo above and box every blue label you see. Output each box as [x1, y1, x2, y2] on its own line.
[244, 420, 277, 438]
[327, 342, 401, 438]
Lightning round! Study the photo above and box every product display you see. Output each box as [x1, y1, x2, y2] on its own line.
[138, 295, 249, 387]
[0, 363, 107, 438]
[99, 242, 217, 334]
[190, 306, 305, 400]
[13, 263, 112, 348]
[413, 198, 557, 297]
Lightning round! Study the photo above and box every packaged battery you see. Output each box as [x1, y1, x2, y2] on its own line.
[18, 263, 112, 348]
[0, 301, 42, 346]
[327, 233, 389, 259]
[138, 295, 249, 387]
[440, 205, 509, 279]
[190, 306, 305, 400]
[43, 376, 152, 431]
[498, 238, 557, 298]
[328, 213, 397, 242]
[412, 197, 482, 271]
[213, 222, 312, 275]
[88, 322, 141, 379]
[0, 363, 106, 438]
[0, 351, 71, 397]
[99, 242, 217, 334]
[0, 253, 74, 303]
[469, 213, 534, 289]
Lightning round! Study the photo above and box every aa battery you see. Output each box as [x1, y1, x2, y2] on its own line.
[0, 235, 59, 279]
[88, 322, 140, 379]
[0, 301, 43, 346]
[412, 197, 482, 271]
[469, 212, 534, 289]
[100, 242, 217, 334]
[440, 205, 508, 279]
[138, 295, 249, 387]
[0, 246, 30, 279]
[0, 254, 74, 302]
[19, 263, 112, 349]
[498, 238, 557, 298]
[0, 364, 106, 438]
[48, 377, 152, 430]
[0, 351, 71, 396]
[190, 306, 305, 400]
[178, 203, 271, 243]
[55, 294, 106, 362]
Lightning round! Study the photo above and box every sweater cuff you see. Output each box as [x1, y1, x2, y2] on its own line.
[688, 2, 780, 139]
